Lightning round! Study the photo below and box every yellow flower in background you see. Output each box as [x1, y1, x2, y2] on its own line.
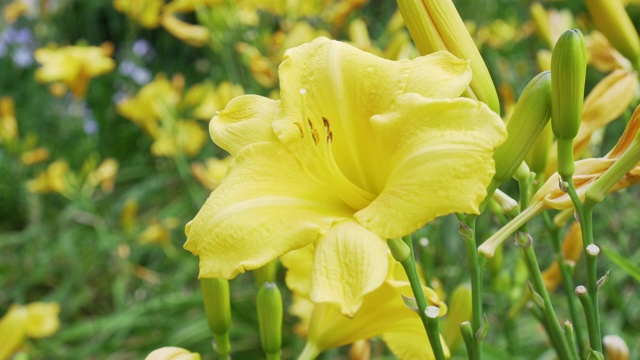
[587, 31, 633, 72]
[117, 74, 181, 136]
[34, 43, 115, 99]
[235, 43, 279, 88]
[117, 74, 208, 158]
[0, 96, 18, 143]
[160, 0, 217, 47]
[281, 246, 449, 360]
[21, 148, 51, 165]
[0, 302, 60, 360]
[145, 346, 200, 360]
[86, 158, 119, 193]
[3, 0, 28, 24]
[113, 0, 163, 28]
[183, 81, 245, 121]
[480, 106, 640, 258]
[190, 156, 231, 190]
[26, 160, 70, 195]
[185, 37, 506, 315]
[151, 120, 207, 158]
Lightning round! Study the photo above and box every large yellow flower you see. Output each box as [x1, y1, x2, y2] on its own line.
[185, 37, 506, 315]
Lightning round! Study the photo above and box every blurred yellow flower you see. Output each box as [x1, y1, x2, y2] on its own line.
[190, 156, 231, 190]
[151, 120, 207, 158]
[185, 37, 506, 316]
[138, 218, 179, 245]
[21, 148, 51, 165]
[34, 43, 115, 99]
[118, 74, 208, 158]
[0, 96, 18, 143]
[160, 0, 218, 47]
[183, 81, 245, 120]
[586, 31, 633, 72]
[3, 0, 28, 24]
[26, 160, 70, 195]
[145, 346, 200, 360]
[86, 158, 119, 193]
[113, 0, 163, 28]
[282, 246, 449, 360]
[0, 302, 60, 360]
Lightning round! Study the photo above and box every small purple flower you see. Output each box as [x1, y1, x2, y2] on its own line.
[12, 47, 33, 68]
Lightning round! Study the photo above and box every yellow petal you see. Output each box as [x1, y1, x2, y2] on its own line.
[160, 14, 209, 47]
[24, 302, 60, 338]
[281, 245, 315, 299]
[0, 305, 28, 359]
[184, 142, 351, 279]
[356, 95, 506, 239]
[275, 37, 472, 195]
[210, 95, 280, 156]
[383, 331, 450, 360]
[145, 346, 201, 360]
[310, 220, 388, 317]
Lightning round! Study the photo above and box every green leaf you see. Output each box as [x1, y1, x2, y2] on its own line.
[601, 246, 640, 283]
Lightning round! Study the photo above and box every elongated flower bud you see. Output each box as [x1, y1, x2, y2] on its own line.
[525, 122, 553, 175]
[586, 0, 640, 69]
[551, 29, 587, 178]
[257, 282, 283, 359]
[492, 71, 551, 185]
[201, 278, 231, 357]
[396, 0, 500, 113]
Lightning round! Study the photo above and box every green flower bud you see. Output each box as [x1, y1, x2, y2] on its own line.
[525, 122, 553, 175]
[201, 278, 231, 357]
[551, 29, 587, 178]
[387, 237, 411, 263]
[257, 282, 283, 359]
[586, 0, 640, 70]
[492, 71, 551, 185]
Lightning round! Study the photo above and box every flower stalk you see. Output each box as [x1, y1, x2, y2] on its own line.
[392, 235, 446, 360]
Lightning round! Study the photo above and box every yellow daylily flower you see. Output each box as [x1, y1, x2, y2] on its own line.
[113, 0, 163, 28]
[185, 37, 506, 315]
[3, 0, 29, 24]
[26, 160, 70, 195]
[21, 148, 51, 165]
[0, 96, 18, 143]
[281, 245, 449, 360]
[145, 346, 201, 360]
[587, 31, 633, 72]
[151, 120, 207, 157]
[479, 105, 640, 258]
[190, 156, 231, 190]
[86, 158, 119, 193]
[0, 302, 60, 360]
[34, 43, 115, 99]
[160, 0, 217, 47]
[183, 81, 245, 121]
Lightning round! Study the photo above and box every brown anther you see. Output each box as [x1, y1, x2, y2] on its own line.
[295, 122, 304, 138]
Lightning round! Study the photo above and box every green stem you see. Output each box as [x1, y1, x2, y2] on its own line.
[266, 353, 281, 360]
[579, 203, 602, 353]
[543, 213, 586, 358]
[460, 216, 483, 360]
[564, 177, 602, 353]
[399, 235, 446, 360]
[213, 333, 231, 359]
[521, 242, 576, 360]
